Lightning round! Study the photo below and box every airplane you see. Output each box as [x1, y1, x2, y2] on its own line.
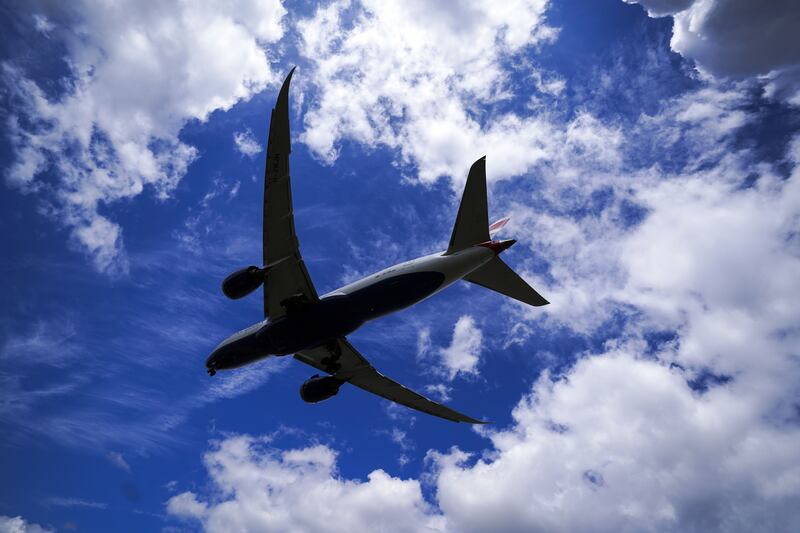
[205, 68, 548, 423]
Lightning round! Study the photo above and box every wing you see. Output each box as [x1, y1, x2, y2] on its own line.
[295, 338, 486, 424]
[263, 67, 318, 319]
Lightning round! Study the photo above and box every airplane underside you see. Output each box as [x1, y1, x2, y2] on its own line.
[208, 270, 446, 372]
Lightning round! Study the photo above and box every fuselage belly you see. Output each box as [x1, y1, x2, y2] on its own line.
[207, 246, 494, 371]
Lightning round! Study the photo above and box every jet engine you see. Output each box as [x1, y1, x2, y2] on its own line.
[300, 374, 343, 403]
[221, 266, 265, 299]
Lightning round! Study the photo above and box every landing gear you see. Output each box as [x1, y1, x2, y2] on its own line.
[320, 341, 342, 374]
[207, 367, 217, 376]
[280, 292, 311, 314]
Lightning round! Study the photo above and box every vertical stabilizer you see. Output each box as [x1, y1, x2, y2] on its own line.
[446, 157, 490, 254]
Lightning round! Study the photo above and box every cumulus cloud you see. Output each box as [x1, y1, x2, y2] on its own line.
[165, 89, 800, 533]
[4, 0, 287, 273]
[513, 85, 751, 333]
[0, 515, 52, 533]
[298, 0, 559, 185]
[434, 347, 800, 533]
[438, 316, 483, 380]
[233, 128, 262, 157]
[444, 96, 800, 531]
[416, 316, 484, 380]
[165, 435, 443, 532]
[624, 0, 800, 103]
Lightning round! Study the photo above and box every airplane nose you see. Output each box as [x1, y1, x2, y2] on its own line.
[206, 326, 269, 376]
[206, 341, 229, 376]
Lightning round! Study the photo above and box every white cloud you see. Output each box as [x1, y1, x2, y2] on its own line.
[623, 0, 694, 16]
[416, 327, 432, 359]
[169, 115, 800, 530]
[166, 435, 444, 532]
[433, 347, 800, 533]
[512, 86, 752, 333]
[233, 128, 262, 157]
[437, 99, 800, 531]
[4, 0, 287, 273]
[298, 0, 559, 186]
[32, 14, 54, 34]
[625, 0, 800, 103]
[0, 319, 79, 368]
[424, 383, 452, 403]
[167, 492, 207, 520]
[438, 315, 483, 380]
[0, 515, 52, 533]
[106, 451, 130, 471]
[45, 497, 107, 509]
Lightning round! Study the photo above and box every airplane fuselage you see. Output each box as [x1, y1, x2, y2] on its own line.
[206, 244, 497, 372]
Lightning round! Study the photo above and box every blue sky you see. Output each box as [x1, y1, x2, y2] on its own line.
[2, 1, 800, 532]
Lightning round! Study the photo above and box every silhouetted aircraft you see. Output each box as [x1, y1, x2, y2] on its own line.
[206, 68, 548, 423]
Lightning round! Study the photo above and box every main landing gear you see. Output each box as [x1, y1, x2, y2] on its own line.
[320, 341, 342, 374]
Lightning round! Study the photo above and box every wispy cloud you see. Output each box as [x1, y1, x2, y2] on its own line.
[106, 451, 130, 472]
[31, 14, 54, 35]
[0, 319, 80, 368]
[45, 497, 108, 509]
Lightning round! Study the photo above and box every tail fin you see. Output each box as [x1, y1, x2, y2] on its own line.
[446, 157, 489, 255]
[465, 257, 549, 307]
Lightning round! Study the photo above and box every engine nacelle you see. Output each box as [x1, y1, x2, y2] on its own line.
[300, 374, 343, 403]
[221, 266, 264, 299]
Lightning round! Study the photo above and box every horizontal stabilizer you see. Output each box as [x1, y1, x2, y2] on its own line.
[465, 257, 549, 307]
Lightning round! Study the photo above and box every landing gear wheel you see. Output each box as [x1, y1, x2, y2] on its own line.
[208, 368, 217, 376]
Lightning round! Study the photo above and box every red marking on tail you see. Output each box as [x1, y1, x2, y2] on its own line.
[478, 239, 516, 255]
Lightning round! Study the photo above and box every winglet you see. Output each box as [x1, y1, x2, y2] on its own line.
[270, 67, 296, 156]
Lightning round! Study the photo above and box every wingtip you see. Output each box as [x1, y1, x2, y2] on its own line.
[469, 156, 487, 172]
[277, 67, 296, 100]
[457, 414, 491, 424]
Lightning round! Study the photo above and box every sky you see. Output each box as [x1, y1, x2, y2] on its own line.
[1, 0, 799, 531]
